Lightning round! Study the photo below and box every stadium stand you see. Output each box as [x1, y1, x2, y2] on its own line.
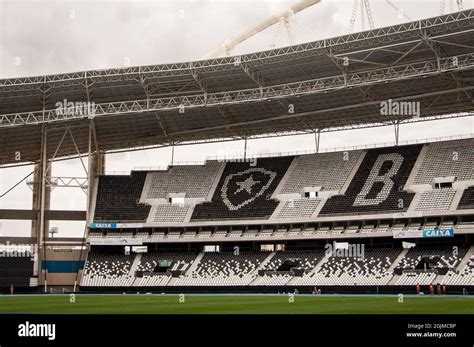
[145, 162, 222, 199]
[413, 138, 474, 184]
[443, 256, 474, 286]
[251, 273, 293, 286]
[174, 252, 268, 286]
[320, 145, 421, 215]
[394, 247, 467, 285]
[396, 272, 438, 285]
[81, 138, 474, 291]
[81, 253, 135, 287]
[294, 248, 399, 286]
[136, 252, 196, 273]
[395, 247, 466, 270]
[413, 188, 457, 212]
[149, 204, 191, 223]
[135, 253, 197, 287]
[274, 198, 321, 220]
[260, 250, 323, 272]
[93, 172, 150, 222]
[191, 157, 293, 221]
[279, 150, 362, 193]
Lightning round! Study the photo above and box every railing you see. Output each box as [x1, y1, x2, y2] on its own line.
[207, 133, 474, 162]
[104, 133, 474, 175]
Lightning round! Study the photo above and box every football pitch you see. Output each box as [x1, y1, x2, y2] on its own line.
[0, 294, 473, 314]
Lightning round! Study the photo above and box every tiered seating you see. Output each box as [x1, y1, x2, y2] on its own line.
[395, 247, 466, 270]
[261, 250, 323, 272]
[320, 145, 421, 215]
[174, 252, 267, 286]
[136, 253, 196, 287]
[294, 249, 400, 285]
[137, 253, 195, 273]
[258, 228, 273, 238]
[81, 253, 135, 287]
[394, 247, 467, 285]
[413, 138, 474, 184]
[252, 273, 293, 286]
[274, 198, 320, 220]
[345, 225, 360, 234]
[443, 257, 474, 286]
[279, 150, 362, 193]
[191, 157, 293, 221]
[94, 172, 150, 222]
[330, 226, 345, 235]
[458, 186, 474, 210]
[146, 162, 221, 199]
[414, 188, 457, 212]
[396, 272, 437, 285]
[375, 224, 390, 233]
[151, 204, 191, 223]
[0, 255, 34, 287]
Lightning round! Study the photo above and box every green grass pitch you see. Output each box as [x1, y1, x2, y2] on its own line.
[0, 295, 472, 314]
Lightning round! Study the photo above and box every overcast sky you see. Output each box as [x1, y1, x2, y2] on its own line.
[0, 0, 473, 237]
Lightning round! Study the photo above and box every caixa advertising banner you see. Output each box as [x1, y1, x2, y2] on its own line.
[422, 227, 454, 238]
[89, 223, 143, 229]
[89, 238, 143, 246]
[393, 227, 454, 239]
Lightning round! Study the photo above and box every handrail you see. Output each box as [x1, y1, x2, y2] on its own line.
[105, 133, 474, 175]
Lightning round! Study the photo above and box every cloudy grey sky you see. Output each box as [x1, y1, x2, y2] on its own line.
[0, 0, 473, 237]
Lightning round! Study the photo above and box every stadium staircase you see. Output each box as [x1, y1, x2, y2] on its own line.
[205, 162, 226, 201]
[339, 151, 365, 195]
[248, 252, 277, 285]
[269, 201, 286, 219]
[456, 245, 474, 270]
[310, 251, 330, 274]
[285, 276, 299, 285]
[311, 196, 329, 218]
[407, 193, 422, 212]
[249, 252, 276, 278]
[450, 189, 466, 210]
[387, 249, 408, 285]
[129, 254, 142, 276]
[404, 144, 428, 190]
[271, 157, 298, 198]
[184, 206, 194, 223]
[183, 252, 205, 276]
[433, 274, 446, 284]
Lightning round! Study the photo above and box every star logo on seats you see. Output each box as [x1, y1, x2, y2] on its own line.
[235, 176, 260, 194]
[221, 168, 276, 211]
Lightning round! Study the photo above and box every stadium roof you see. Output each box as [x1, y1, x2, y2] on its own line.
[1, 9, 474, 166]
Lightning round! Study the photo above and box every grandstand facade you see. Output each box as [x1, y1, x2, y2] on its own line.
[82, 137, 474, 292]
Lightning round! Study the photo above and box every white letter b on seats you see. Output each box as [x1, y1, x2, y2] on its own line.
[353, 153, 403, 206]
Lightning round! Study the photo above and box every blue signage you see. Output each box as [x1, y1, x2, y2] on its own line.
[89, 223, 117, 229]
[422, 228, 454, 238]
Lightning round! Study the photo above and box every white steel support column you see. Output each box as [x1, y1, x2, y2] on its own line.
[394, 121, 400, 146]
[86, 122, 93, 224]
[39, 124, 50, 284]
[314, 129, 321, 153]
[171, 144, 175, 166]
[243, 137, 248, 160]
